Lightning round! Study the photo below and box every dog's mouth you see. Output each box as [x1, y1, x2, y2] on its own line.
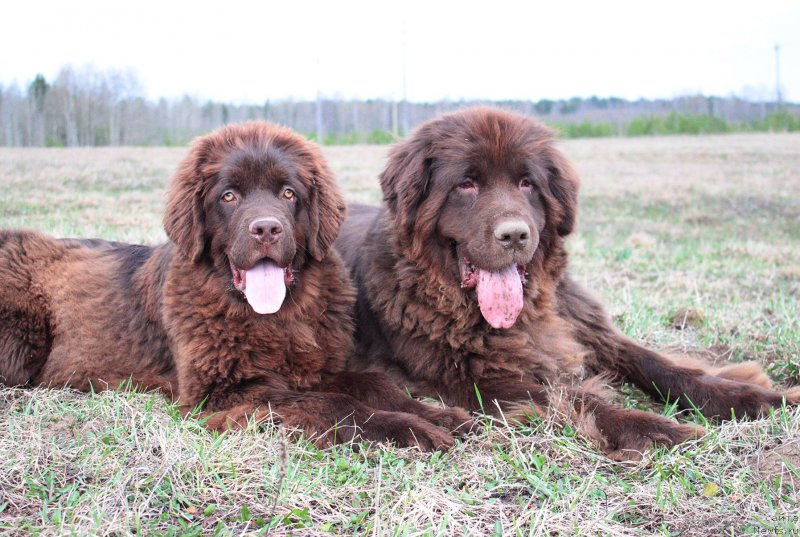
[459, 256, 527, 330]
[230, 258, 295, 315]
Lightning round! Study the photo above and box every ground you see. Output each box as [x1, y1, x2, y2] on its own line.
[0, 133, 799, 535]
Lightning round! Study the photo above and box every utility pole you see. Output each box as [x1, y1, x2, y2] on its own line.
[315, 56, 324, 143]
[316, 90, 323, 143]
[774, 44, 782, 110]
[401, 19, 408, 136]
[392, 20, 408, 138]
[391, 100, 399, 137]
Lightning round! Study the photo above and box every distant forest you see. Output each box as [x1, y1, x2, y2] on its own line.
[1, 65, 798, 147]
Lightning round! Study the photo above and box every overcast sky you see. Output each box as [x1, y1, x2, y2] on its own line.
[1, 0, 797, 103]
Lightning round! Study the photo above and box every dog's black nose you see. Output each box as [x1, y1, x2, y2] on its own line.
[249, 218, 283, 244]
[494, 220, 530, 249]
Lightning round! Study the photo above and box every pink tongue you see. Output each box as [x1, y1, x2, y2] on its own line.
[244, 260, 286, 314]
[476, 265, 523, 329]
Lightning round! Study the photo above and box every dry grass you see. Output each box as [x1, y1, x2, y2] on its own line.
[1, 133, 799, 535]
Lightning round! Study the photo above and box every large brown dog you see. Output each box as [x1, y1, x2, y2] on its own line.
[0, 121, 468, 450]
[336, 107, 800, 460]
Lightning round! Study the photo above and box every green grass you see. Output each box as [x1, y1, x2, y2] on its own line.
[300, 112, 800, 144]
[1, 133, 799, 535]
[552, 111, 800, 139]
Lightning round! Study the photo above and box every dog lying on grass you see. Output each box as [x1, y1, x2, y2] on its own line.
[336, 107, 800, 460]
[0, 121, 469, 450]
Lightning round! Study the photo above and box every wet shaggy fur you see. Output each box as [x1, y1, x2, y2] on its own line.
[0, 122, 469, 450]
[336, 107, 800, 460]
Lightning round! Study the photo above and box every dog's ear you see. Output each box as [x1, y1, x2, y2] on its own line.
[307, 157, 346, 262]
[379, 130, 434, 242]
[164, 137, 210, 262]
[545, 148, 580, 237]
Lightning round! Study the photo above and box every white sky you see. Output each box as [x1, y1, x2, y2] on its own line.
[1, 0, 797, 103]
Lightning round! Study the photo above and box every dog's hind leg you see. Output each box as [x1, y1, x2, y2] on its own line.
[556, 276, 799, 419]
[0, 313, 51, 386]
[0, 231, 53, 386]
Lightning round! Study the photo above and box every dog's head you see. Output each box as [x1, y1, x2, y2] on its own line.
[379, 107, 579, 328]
[164, 121, 345, 313]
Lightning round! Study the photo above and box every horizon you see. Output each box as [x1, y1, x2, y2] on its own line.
[2, 66, 797, 108]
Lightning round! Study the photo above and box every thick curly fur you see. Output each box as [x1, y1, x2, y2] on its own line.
[0, 121, 469, 450]
[336, 107, 799, 461]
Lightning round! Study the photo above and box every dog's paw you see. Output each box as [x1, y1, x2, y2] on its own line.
[696, 377, 798, 419]
[201, 404, 274, 432]
[425, 406, 474, 437]
[784, 386, 800, 405]
[364, 411, 456, 451]
[603, 410, 705, 462]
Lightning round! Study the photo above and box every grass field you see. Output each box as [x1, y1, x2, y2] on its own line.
[1, 133, 799, 535]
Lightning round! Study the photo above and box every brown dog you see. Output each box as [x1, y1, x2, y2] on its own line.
[336, 107, 800, 460]
[0, 121, 469, 450]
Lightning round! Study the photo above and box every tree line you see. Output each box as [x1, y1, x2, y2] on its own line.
[0, 65, 797, 147]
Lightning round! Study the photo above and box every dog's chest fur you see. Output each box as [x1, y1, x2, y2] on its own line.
[163, 254, 354, 391]
[365, 250, 585, 387]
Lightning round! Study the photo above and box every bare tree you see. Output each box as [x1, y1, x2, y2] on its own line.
[0, 64, 797, 147]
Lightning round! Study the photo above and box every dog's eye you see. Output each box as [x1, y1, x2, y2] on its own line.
[221, 191, 237, 203]
[282, 188, 296, 201]
[458, 180, 478, 193]
[519, 178, 533, 191]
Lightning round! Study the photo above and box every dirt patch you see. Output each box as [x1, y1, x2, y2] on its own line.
[751, 441, 800, 485]
[676, 344, 736, 365]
